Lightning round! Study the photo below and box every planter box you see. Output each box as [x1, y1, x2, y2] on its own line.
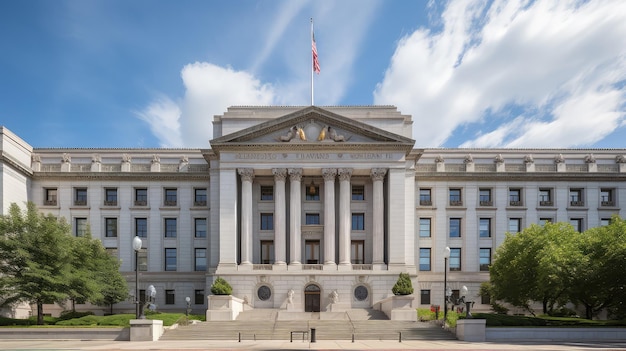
[377, 295, 417, 321]
[206, 295, 245, 321]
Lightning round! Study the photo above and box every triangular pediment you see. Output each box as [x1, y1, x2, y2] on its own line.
[210, 106, 415, 154]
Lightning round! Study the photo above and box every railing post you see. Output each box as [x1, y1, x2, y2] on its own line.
[238, 332, 241, 342]
[398, 331, 402, 342]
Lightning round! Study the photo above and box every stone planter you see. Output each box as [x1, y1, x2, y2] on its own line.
[377, 295, 417, 321]
[206, 295, 245, 321]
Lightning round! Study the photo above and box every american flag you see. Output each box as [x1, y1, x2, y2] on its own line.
[312, 31, 320, 74]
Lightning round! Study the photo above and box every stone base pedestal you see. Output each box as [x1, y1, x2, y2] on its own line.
[130, 319, 163, 341]
[456, 319, 486, 342]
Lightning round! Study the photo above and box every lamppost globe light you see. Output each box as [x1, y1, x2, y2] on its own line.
[445, 287, 452, 297]
[185, 296, 190, 303]
[132, 236, 142, 251]
[443, 246, 450, 258]
[461, 285, 468, 297]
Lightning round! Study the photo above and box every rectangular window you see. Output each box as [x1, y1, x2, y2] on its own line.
[419, 248, 431, 271]
[194, 188, 207, 206]
[134, 188, 147, 206]
[260, 213, 274, 230]
[194, 289, 204, 305]
[105, 247, 118, 257]
[305, 213, 320, 225]
[139, 289, 146, 304]
[45, 188, 58, 206]
[260, 240, 274, 264]
[449, 188, 462, 206]
[135, 218, 147, 238]
[137, 248, 147, 271]
[481, 292, 491, 305]
[479, 248, 491, 271]
[569, 188, 584, 206]
[260, 186, 273, 201]
[305, 240, 320, 264]
[351, 240, 364, 264]
[305, 184, 320, 201]
[570, 218, 583, 232]
[165, 248, 177, 271]
[539, 188, 553, 206]
[164, 218, 177, 238]
[75, 188, 87, 206]
[105, 217, 118, 237]
[601, 218, 611, 226]
[508, 218, 521, 233]
[479, 189, 492, 206]
[194, 218, 207, 238]
[351, 185, 365, 201]
[420, 289, 431, 305]
[195, 248, 207, 271]
[419, 188, 432, 206]
[104, 188, 117, 206]
[479, 218, 491, 238]
[449, 248, 461, 271]
[600, 188, 615, 206]
[539, 218, 553, 226]
[165, 290, 175, 305]
[164, 188, 177, 206]
[449, 218, 461, 238]
[419, 218, 431, 237]
[509, 188, 522, 206]
[352, 213, 365, 230]
[75, 218, 88, 237]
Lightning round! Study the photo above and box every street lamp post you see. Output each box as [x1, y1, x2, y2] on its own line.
[132, 236, 143, 319]
[185, 296, 191, 318]
[443, 246, 450, 322]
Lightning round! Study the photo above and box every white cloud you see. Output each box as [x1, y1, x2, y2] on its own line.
[135, 95, 183, 148]
[375, 0, 626, 148]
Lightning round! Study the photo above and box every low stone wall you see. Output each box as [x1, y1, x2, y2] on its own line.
[0, 327, 129, 341]
[486, 327, 626, 341]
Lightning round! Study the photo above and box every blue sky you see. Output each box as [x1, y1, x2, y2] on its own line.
[1, 0, 625, 149]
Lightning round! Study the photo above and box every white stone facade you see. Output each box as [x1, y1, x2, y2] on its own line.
[1, 106, 625, 317]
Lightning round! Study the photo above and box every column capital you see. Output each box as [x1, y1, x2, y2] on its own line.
[273, 168, 287, 181]
[338, 168, 353, 181]
[370, 168, 387, 181]
[238, 168, 255, 182]
[288, 168, 303, 181]
[322, 168, 337, 181]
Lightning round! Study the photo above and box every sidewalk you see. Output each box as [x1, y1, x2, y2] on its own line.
[2, 339, 626, 350]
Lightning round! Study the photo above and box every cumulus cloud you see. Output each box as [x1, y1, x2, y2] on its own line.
[374, 0, 626, 148]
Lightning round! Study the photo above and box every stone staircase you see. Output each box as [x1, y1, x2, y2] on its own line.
[160, 309, 455, 341]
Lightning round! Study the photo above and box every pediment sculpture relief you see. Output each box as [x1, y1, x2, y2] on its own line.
[279, 126, 306, 142]
[278, 124, 350, 142]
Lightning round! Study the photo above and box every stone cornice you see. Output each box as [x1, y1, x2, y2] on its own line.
[0, 151, 33, 177]
[31, 172, 210, 181]
[415, 172, 626, 182]
[210, 142, 414, 154]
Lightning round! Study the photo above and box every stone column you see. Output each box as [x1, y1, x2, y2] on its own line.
[273, 168, 287, 266]
[371, 168, 387, 266]
[338, 168, 352, 268]
[238, 168, 254, 266]
[322, 168, 337, 268]
[288, 168, 303, 266]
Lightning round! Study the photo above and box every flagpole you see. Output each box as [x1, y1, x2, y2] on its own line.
[310, 18, 314, 106]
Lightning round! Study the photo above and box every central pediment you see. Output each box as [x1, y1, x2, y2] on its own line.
[210, 106, 415, 154]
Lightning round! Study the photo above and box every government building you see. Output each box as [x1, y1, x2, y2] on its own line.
[1, 105, 625, 318]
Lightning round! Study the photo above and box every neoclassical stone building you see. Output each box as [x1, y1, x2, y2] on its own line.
[1, 105, 625, 317]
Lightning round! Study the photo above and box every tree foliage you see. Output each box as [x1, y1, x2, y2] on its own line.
[392, 272, 414, 295]
[210, 277, 232, 295]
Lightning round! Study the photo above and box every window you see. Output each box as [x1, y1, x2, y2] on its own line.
[139, 289, 146, 304]
[420, 289, 431, 305]
[569, 188, 584, 206]
[481, 292, 491, 305]
[195, 248, 207, 271]
[306, 184, 320, 201]
[539, 218, 553, 226]
[45, 188, 58, 206]
[305, 240, 320, 264]
[479, 218, 491, 238]
[260, 213, 274, 230]
[352, 185, 365, 201]
[137, 248, 147, 271]
[134, 188, 147, 206]
[600, 188, 615, 206]
[135, 218, 147, 238]
[419, 218, 431, 237]
[105, 218, 118, 237]
[165, 290, 175, 305]
[75, 218, 88, 237]
[105, 248, 118, 257]
[601, 218, 611, 226]
[164, 218, 177, 238]
[419, 188, 432, 206]
[509, 188, 522, 206]
[449, 218, 461, 238]
[260, 240, 274, 264]
[479, 189, 492, 206]
[352, 213, 365, 230]
[508, 218, 521, 233]
[479, 248, 491, 271]
[194, 188, 207, 206]
[449, 248, 461, 271]
[260, 186, 273, 201]
[75, 188, 87, 206]
[164, 188, 177, 206]
[539, 188, 553, 206]
[104, 188, 117, 206]
[419, 248, 431, 271]
[449, 188, 462, 206]
[570, 218, 583, 232]
[194, 218, 207, 238]
[194, 289, 204, 305]
[351, 240, 364, 264]
[165, 248, 177, 271]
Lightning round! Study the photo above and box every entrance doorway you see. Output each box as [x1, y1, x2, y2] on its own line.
[304, 284, 321, 312]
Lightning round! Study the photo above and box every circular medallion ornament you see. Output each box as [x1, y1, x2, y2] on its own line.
[354, 285, 368, 301]
[257, 285, 271, 301]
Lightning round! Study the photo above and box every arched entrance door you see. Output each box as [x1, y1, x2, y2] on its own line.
[304, 284, 321, 312]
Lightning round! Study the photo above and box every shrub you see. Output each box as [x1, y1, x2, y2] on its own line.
[210, 277, 233, 295]
[58, 310, 94, 320]
[392, 272, 414, 295]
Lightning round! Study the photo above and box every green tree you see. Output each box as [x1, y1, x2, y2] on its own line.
[392, 272, 414, 295]
[210, 277, 232, 295]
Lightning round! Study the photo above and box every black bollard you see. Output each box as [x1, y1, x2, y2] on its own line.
[399, 331, 402, 342]
[310, 328, 316, 343]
